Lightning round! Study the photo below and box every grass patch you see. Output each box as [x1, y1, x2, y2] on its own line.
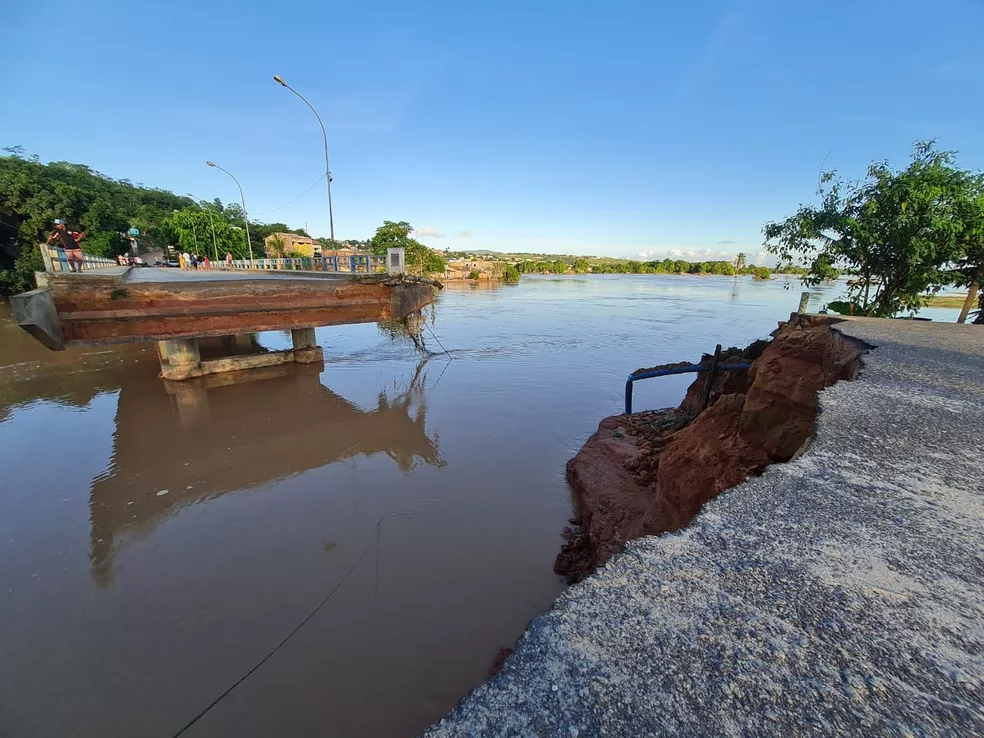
[925, 293, 970, 308]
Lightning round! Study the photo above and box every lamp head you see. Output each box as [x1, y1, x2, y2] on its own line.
[273, 75, 287, 87]
[206, 161, 216, 167]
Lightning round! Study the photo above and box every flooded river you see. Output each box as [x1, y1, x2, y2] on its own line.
[0, 274, 958, 737]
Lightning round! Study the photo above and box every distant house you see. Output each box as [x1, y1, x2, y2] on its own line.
[444, 257, 505, 281]
[263, 233, 363, 260]
[264, 232, 319, 257]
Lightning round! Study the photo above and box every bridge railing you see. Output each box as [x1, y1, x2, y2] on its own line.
[624, 344, 752, 414]
[40, 244, 118, 272]
[218, 254, 384, 274]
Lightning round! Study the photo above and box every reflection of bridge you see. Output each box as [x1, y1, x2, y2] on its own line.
[88, 358, 443, 584]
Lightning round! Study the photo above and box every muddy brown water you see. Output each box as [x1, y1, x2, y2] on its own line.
[0, 275, 956, 737]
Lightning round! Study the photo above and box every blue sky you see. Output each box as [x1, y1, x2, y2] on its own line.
[3, 0, 983, 261]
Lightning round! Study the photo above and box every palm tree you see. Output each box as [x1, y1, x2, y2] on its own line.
[267, 233, 287, 258]
[734, 252, 746, 273]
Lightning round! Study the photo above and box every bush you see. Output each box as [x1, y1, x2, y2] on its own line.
[468, 269, 480, 280]
[753, 266, 771, 280]
[503, 264, 521, 283]
[0, 243, 44, 295]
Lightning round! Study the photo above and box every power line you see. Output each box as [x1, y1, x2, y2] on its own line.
[252, 175, 326, 216]
[170, 532, 375, 737]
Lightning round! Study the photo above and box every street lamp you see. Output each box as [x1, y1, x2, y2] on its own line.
[273, 74, 335, 245]
[206, 161, 254, 267]
[187, 193, 219, 261]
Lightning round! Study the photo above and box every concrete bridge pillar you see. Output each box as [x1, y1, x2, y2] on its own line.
[291, 328, 323, 364]
[160, 338, 202, 380]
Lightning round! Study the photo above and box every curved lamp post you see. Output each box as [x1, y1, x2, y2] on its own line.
[206, 161, 254, 266]
[187, 193, 219, 261]
[273, 75, 335, 245]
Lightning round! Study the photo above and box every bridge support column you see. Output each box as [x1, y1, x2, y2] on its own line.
[291, 327, 323, 364]
[160, 338, 202, 380]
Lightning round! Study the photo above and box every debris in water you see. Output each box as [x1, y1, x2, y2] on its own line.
[156, 489, 169, 497]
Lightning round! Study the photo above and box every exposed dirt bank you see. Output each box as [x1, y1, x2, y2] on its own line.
[558, 315, 868, 582]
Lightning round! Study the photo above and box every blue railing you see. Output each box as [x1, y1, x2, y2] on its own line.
[220, 254, 383, 273]
[624, 343, 752, 414]
[41, 245, 118, 272]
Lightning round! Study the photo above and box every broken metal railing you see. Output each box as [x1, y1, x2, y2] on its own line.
[624, 344, 752, 414]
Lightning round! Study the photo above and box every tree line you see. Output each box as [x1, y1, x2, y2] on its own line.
[514, 256, 774, 280]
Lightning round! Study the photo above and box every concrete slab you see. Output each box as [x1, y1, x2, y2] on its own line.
[38, 271, 436, 346]
[10, 288, 64, 350]
[427, 318, 984, 737]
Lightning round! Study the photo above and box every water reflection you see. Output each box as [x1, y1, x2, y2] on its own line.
[0, 345, 129, 422]
[440, 280, 511, 292]
[88, 358, 442, 585]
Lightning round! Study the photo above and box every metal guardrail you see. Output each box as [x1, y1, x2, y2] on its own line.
[624, 343, 752, 414]
[40, 244, 118, 272]
[219, 254, 383, 273]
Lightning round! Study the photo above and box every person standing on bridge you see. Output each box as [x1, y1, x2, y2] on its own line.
[225, 251, 233, 268]
[46, 219, 86, 273]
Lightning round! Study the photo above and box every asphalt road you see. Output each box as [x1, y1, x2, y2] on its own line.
[426, 318, 984, 737]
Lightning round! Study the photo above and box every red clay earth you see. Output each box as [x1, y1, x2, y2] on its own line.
[557, 315, 867, 583]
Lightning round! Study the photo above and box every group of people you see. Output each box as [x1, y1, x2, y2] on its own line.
[47, 218, 239, 274]
[178, 252, 210, 270]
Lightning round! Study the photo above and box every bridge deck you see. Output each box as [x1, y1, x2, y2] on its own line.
[123, 267, 351, 283]
[15, 267, 435, 349]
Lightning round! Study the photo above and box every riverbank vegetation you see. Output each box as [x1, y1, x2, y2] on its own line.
[764, 140, 983, 322]
[510, 256, 782, 278]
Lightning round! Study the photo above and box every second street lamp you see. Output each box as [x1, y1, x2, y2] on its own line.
[206, 161, 254, 267]
[273, 74, 335, 245]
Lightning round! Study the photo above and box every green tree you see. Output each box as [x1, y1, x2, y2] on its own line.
[952, 186, 984, 323]
[163, 208, 250, 259]
[764, 141, 978, 316]
[572, 257, 590, 273]
[368, 220, 446, 274]
[267, 233, 288, 257]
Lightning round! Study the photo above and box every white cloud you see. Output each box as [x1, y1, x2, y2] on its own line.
[416, 227, 446, 239]
[637, 248, 734, 261]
